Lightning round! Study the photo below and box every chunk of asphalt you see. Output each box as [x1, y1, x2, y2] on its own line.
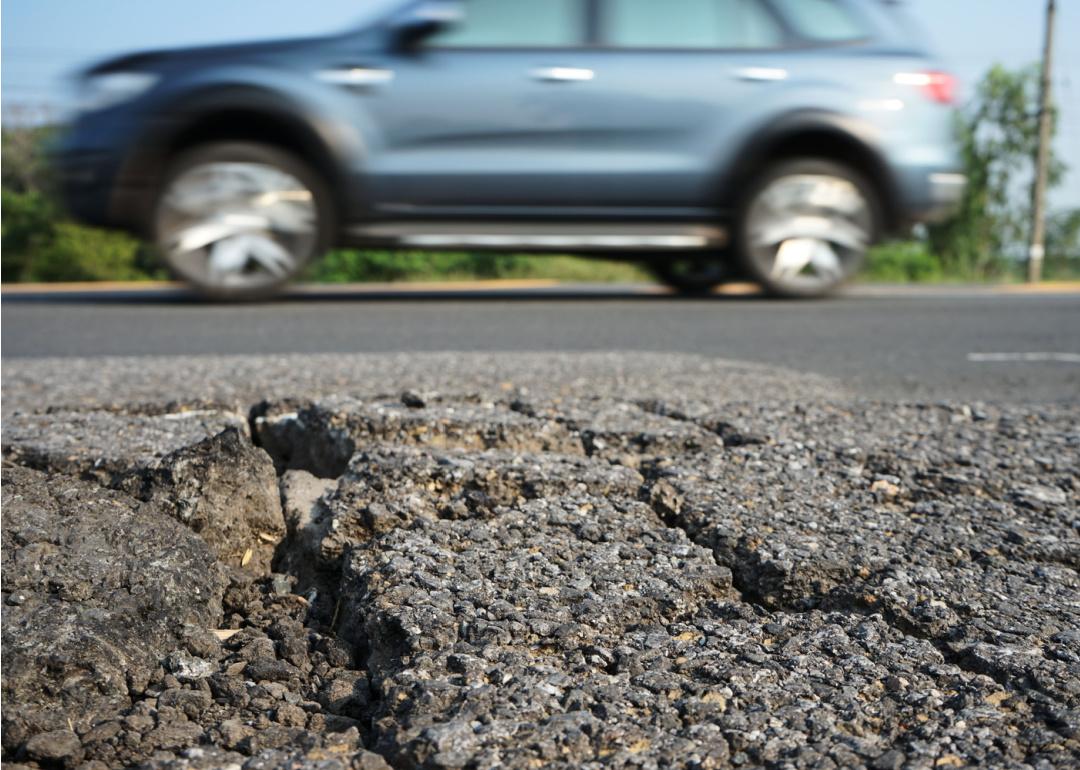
[312, 444, 645, 572]
[1, 467, 226, 756]
[1, 408, 249, 484]
[335, 495, 735, 764]
[115, 428, 286, 574]
[544, 397, 723, 466]
[645, 401, 1080, 731]
[254, 397, 583, 478]
[278, 469, 339, 591]
[336, 493, 1068, 768]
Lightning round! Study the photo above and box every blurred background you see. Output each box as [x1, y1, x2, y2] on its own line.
[3, 0, 1078, 286]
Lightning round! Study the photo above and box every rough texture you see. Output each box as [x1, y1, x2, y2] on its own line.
[1, 408, 248, 483]
[2, 355, 1078, 769]
[116, 429, 286, 574]
[320, 446, 640, 567]
[255, 397, 583, 478]
[1, 473, 403, 770]
[337, 496, 735, 767]
[264, 394, 1080, 769]
[137, 746, 392, 770]
[0, 353, 843, 420]
[1, 468, 226, 759]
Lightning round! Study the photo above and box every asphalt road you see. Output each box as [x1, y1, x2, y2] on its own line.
[4, 286, 1079, 767]
[3, 284, 1079, 402]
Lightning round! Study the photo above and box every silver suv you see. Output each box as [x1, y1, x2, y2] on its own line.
[57, 0, 965, 299]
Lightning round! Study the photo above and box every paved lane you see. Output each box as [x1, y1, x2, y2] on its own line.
[3, 285, 1078, 401]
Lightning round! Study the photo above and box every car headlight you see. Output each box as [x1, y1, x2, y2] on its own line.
[77, 72, 159, 114]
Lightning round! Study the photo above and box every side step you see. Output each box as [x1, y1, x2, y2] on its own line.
[348, 223, 727, 251]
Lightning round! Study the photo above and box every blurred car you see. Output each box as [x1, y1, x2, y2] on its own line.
[55, 0, 965, 299]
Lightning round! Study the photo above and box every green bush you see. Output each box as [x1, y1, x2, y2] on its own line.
[2, 189, 161, 283]
[863, 241, 945, 283]
[31, 222, 157, 282]
[1, 189, 55, 280]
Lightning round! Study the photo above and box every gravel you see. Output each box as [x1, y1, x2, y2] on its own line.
[1, 353, 1077, 769]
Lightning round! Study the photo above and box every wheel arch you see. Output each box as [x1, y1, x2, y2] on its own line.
[120, 86, 359, 236]
[715, 111, 903, 237]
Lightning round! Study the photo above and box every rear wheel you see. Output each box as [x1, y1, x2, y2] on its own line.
[736, 159, 878, 298]
[154, 142, 333, 301]
[648, 254, 732, 295]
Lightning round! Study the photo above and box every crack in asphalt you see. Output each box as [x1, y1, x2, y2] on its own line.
[3, 388, 1078, 769]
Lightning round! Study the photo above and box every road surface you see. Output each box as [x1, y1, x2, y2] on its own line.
[3, 283, 1078, 402]
[4, 284, 1079, 767]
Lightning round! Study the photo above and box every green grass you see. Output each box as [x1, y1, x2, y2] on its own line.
[303, 250, 653, 284]
[392, 256, 654, 284]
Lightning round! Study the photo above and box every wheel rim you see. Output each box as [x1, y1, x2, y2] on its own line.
[745, 174, 872, 293]
[157, 162, 317, 292]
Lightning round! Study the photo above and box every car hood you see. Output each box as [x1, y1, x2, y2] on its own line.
[83, 32, 362, 76]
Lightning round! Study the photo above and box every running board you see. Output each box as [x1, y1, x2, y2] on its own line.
[348, 223, 727, 251]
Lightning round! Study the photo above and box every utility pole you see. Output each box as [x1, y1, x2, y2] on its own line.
[1028, 0, 1056, 283]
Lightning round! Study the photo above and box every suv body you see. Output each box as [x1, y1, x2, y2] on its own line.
[56, 0, 965, 298]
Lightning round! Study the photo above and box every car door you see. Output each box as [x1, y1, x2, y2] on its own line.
[359, 0, 791, 216]
[560, 0, 792, 208]
[360, 0, 597, 213]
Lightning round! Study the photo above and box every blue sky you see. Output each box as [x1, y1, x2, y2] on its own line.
[3, 0, 1079, 207]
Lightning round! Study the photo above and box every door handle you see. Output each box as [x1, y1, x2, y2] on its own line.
[530, 66, 595, 83]
[735, 67, 788, 82]
[317, 67, 395, 87]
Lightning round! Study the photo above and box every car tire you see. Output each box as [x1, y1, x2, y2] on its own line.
[735, 159, 880, 298]
[154, 142, 334, 301]
[647, 254, 732, 296]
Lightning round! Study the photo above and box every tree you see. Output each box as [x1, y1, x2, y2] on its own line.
[1, 123, 56, 195]
[927, 65, 1066, 278]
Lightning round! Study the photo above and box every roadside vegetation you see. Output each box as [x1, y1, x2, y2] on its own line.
[305, 250, 652, 284]
[3, 64, 1077, 285]
[865, 64, 1080, 283]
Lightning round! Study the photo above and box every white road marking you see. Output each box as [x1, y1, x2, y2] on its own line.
[968, 352, 1080, 364]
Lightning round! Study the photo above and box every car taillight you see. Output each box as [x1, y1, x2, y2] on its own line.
[894, 71, 957, 105]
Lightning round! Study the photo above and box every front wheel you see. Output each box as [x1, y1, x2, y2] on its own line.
[154, 142, 333, 301]
[736, 159, 879, 298]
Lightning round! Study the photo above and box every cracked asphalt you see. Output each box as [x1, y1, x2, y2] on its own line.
[2, 303, 1079, 769]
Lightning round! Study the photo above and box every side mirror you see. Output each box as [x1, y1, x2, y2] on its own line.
[391, 0, 464, 50]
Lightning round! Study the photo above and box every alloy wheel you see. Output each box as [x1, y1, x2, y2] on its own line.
[157, 161, 318, 294]
[744, 173, 873, 295]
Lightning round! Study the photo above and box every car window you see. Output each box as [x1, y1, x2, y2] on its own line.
[602, 0, 784, 49]
[426, 0, 586, 48]
[769, 0, 867, 42]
